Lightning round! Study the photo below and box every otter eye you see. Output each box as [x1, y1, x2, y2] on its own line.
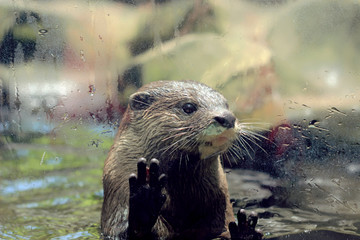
[182, 103, 197, 114]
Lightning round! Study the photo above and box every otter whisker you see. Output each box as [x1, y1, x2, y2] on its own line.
[230, 142, 249, 161]
[169, 126, 194, 132]
[236, 135, 255, 151]
[161, 131, 188, 142]
[132, 98, 152, 107]
[233, 137, 254, 160]
[179, 152, 183, 171]
[239, 125, 270, 141]
[243, 131, 269, 142]
[185, 154, 190, 170]
[185, 154, 190, 164]
[220, 151, 233, 167]
[177, 136, 197, 154]
[240, 130, 269, 155]
[183, 132, 198, 148]
[161, 140, 182, 155]
[160, 131, 190, 150]
[228, 147, 243, 165]
[161, 131, 197, 156]
[229, 147, 242, 165]
[239, 122, 269, 128]
[227, 143, 245, 164]
[241, 134, 268, 155]
[239, 119, 270, 127]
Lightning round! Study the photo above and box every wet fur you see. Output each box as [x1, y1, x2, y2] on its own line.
[101, 80, 241, 239]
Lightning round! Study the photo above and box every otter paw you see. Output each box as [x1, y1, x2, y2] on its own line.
[128, 158, 166, 238]
[229, 209, 263, 240]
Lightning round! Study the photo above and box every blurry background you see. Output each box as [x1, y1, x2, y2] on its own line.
[1, 0, 360, 239]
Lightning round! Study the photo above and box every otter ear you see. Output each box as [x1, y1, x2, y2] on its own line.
[129, 92, 155, 110]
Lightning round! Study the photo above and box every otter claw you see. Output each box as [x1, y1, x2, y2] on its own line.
[229, 209, 263, 240]
[128, 158, 167, 238]
[137, 158, 147, 185]
[149, 159, 160, 188]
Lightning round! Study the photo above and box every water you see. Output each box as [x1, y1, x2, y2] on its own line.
[1, 123, 360, 239]
[0, 125, 110, 239]
[227, 169, 360, 239]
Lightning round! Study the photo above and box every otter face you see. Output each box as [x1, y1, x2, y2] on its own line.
[128, 80, 238, 160]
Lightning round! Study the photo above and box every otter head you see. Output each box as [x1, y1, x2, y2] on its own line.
[126, 80, 238, 162]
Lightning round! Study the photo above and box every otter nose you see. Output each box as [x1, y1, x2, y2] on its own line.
[214, 112, 236, 129]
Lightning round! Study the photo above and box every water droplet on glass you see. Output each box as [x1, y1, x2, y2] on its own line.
[80, 50, 86, 62]
[89, 85, 96, 96]
[329, 107, 347, 116]
[309, 119, 319, 126]
[38, 29, 48, 36]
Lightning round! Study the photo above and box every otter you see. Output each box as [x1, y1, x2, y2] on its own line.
[101, 80, 262, 240]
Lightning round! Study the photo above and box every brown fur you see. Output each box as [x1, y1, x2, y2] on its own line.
[101, 80, 236, 239]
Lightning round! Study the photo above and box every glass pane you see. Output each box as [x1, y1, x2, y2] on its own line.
[1, 0, 359, 239]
